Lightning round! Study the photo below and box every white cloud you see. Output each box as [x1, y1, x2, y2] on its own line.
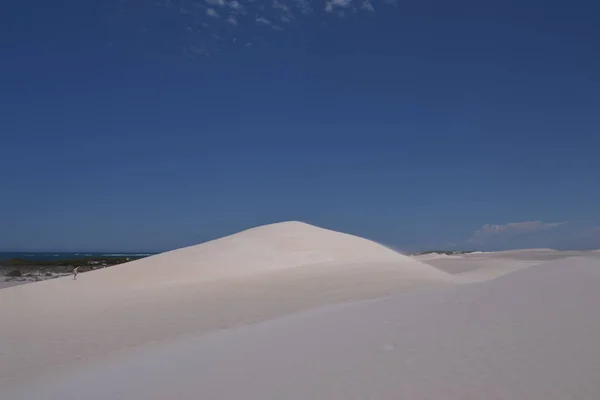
[206, 0, 226, 6]
[361, 0, 375, 12]
[465, 220, 569, 249]
[325, 0, 352, 12]
[332, 0, 353, 7]
[156, 0, 399, 57]
[468, 221, 568, 247]
[206, 8, 220, 17]
[256, 17, 273, 25]
[186, 45, 209, 56]
[272, 0, 294, 24]
[228, 1, 243, 10]
[475, 221, 567, 237]
[293, 0, 312, 14]
[273, 0, 291, 13]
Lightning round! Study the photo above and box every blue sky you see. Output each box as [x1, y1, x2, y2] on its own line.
[1, 0, 599, 252]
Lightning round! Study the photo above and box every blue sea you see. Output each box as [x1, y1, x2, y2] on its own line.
[0, 252, 156, 261]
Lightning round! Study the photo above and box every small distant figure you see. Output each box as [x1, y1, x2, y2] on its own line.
[73, 266, 80, 280]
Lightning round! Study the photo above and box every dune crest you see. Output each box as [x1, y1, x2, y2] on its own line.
[84, 220, 451, 286]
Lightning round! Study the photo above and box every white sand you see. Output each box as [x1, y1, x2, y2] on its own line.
[2, 222, 599, 399]
[4, 256, 600, 400]
[415, 248, 597, 281]
[0, 222, 451, 390]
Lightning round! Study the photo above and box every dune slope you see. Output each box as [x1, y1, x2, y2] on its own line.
[6, 257, 599, 400]
[0, 221, 450, 389]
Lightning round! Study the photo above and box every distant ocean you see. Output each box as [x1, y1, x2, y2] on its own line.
[0, 252, 156, 261]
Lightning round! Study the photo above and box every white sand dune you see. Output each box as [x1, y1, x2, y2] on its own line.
[0, 222, 451, 390]
[4, 256, 600, 400]
[2, 222, 599, 399]
[415, 248, 599, 281]
[97, 220, 451, 285]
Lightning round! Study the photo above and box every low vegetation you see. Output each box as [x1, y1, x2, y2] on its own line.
[1, 256, 145, 278]
[410, 250, 475, 256]
[5, 269, 22, 277]
[0, 256, 142, 268]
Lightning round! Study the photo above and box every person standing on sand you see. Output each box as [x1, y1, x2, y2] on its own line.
[73, 266, 80, 280]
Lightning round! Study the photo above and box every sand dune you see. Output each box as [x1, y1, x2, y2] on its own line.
[5, 256, 600, 400]
[2, 222, 598, 399]
[415, 248, 597, 281]
[0, 222, 451, 389]
[73, 221, 451, 286]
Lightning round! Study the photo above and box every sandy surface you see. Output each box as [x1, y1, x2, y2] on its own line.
[0, 222, 451, 389]
[415, 248, 600, 280]
[1, 222, 599, 399]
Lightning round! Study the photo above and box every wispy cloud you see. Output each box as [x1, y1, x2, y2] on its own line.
[467, 220, 569, 249]
[206, 8, 220, 18]
[256, 17, 273, 26]
[474, 221, 567, 237]
[206, 0, 226, 6]
[273, 0, 291, 13]
[185, 45, 209, 56]
[325, 0, 353, 12]
[162, 0, 382, 32]
[227, 1, 243, 10]
[293, 0, 313, 14]
[361, 1, 375, 12]
[154, 0, 395, 56]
